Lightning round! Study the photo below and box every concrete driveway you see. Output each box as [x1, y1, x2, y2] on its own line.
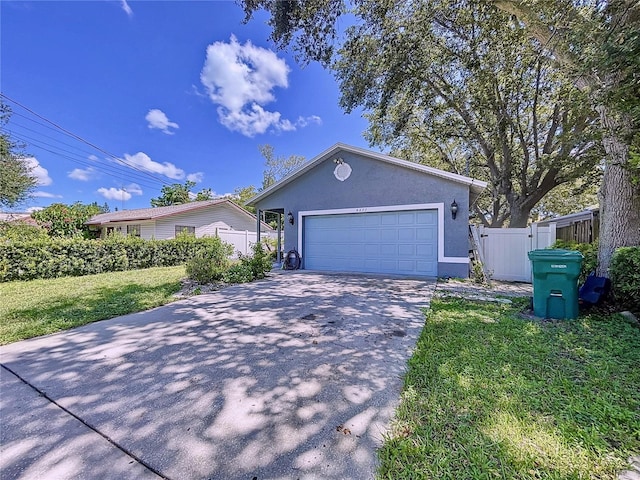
[1, 271, 436, 480]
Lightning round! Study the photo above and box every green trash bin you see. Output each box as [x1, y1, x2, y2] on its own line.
[527, 249, 584, 319]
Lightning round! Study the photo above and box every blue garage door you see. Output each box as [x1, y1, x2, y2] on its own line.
[303, 210, 438, 276]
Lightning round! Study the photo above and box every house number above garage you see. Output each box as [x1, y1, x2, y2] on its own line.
[333, 161, 352, 181]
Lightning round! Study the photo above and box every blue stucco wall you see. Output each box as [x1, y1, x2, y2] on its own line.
[255, 150, 471, 278]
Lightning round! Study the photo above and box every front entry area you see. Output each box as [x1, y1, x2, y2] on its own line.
[303, 209, 438, 276]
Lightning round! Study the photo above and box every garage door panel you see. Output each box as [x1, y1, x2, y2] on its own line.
[381, 215, 398, 226]
[304, 210, 438, 276]
[398, 244, 415, 256]
[416, 228, 436, 241]
[398, 228, 415, 241]
[416, 211, 437, 224]
[398, 212, 416, 224]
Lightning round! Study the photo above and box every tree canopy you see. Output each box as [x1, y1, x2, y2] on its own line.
[32, 202, 108, 238]
[150, 181, 214, 207]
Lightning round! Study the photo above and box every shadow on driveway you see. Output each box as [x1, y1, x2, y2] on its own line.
[1, 272, 435, 480]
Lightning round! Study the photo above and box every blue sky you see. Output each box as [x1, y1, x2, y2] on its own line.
[1, 0, 372, 211]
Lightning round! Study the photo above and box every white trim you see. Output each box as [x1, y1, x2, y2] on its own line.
[297, 203, 469, 266]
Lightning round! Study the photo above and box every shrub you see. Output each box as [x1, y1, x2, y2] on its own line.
[185, 237, 233, 284]
[243, 241, 273, 280]
[610, 246, 640, 315]
[550, 240, 598, 284]
[223, 263, 254, 284]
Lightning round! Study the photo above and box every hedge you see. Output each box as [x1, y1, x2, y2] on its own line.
[0, 235, 231, 282]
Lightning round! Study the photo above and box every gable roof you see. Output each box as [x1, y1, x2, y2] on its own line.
[86, 199, 273, 230]
[247, 143, 488, 206]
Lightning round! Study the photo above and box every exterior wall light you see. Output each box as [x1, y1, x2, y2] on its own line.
[451, 200, 458, 220]
[287, 211, 294, 225]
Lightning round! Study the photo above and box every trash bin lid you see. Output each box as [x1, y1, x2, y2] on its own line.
[528, 249, 584, 260]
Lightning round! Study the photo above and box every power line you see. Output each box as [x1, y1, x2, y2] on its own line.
[1, 93, 173, 187]
[2, 127, 165, 191]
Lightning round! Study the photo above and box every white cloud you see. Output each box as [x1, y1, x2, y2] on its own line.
[88, 154, 99, 161]
[145, 109, 179, 135]
[68, 167, 97, 181]
[33, 191, 62, 198]
[186, 172, 204, 183]
[125, 183, 143, 195]
[121, 0, 133, 17]
[296, 115, 323, 127]
[22, 157, 52, 186]
[26, 207, 44, 213]
[122, 152, 185, 180]
[200, 35, 320, 137]
[97, 187, 132, 201]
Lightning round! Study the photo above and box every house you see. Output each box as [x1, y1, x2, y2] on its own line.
[86, 199, 273, 240]
[248, 143, 487, 278]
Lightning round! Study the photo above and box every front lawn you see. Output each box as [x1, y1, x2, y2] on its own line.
[379, 297, 640, 479]
[0, 266, 185, 345]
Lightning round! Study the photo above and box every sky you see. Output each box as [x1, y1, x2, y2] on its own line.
[0, 0, 372, 212]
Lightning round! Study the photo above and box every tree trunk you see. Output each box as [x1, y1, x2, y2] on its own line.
[595, 106, 640, 276]
[509, 206, 531, 228]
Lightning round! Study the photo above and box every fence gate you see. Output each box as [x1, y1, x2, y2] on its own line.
[473, 224, 556, 282]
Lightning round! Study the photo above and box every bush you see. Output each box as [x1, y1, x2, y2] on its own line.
[217, 242, 273, 285]
[223, 263, 254, 284]
[243, 241, 273, 280]
[0, 235, 233, 282]
[185, 237, 233, 284]
[610, 246, 640, 315]
[550, 240, 598, 284]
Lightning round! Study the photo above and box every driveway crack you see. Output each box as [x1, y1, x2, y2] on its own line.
[1, 363, 171, 480]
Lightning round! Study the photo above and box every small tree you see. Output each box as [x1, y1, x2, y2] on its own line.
[0, 102, 37, 209]
[32, 202, 105, 238]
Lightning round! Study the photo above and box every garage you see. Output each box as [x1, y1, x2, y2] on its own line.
[303, 209, 438, 276]
[248, 143, 487, 279]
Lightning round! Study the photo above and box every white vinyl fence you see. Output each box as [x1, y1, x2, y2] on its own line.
[217, 229, 277, 257]
[473, 223, 556, 282]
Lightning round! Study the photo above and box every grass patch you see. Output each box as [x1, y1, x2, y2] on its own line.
[0, 266, 185, 345]
[378, 298, 640, 479]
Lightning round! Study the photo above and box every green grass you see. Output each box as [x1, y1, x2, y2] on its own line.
[0, 266, 185, 345]
[378, 298, 640, 479]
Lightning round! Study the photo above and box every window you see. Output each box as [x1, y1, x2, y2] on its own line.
[175, 225, 195, 237]
[127, 224, 141, 237]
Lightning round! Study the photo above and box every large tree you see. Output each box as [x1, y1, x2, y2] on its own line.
[335, 1, 602, 226]
[0, 102, 37, 210]
[259, 144, 306, 190]
[241, 0, 639, 273]
[491, 0, 640, 274]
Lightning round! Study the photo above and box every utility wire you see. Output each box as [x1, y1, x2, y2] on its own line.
[2, 128, 165, 191]
[1, 93, 173, 186]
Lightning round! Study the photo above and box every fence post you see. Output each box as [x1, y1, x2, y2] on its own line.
[530, 223, 538, 250]
[245, 231, 249, 254]
[549, 223, 557, 245]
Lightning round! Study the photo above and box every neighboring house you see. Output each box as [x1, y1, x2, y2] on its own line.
[536, 206, 599, 244]
[86, 199, 273, 240]
[248, 143, 487, 278]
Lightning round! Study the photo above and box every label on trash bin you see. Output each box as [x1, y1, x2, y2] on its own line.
[551, 264, 567, 268]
